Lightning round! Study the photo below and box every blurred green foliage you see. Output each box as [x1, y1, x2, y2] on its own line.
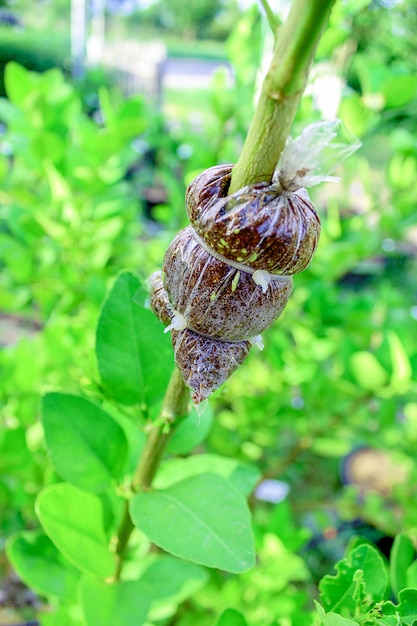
[1, 0, 417, 624]
[0, 27, 70, 97]
[129, 0, 241, 41]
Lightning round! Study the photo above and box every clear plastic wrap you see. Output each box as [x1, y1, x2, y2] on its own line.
[151, 120, 360, 403]
[186, 165, 321, 275]
[163, 226, 293, 341]
[274, 119, 362, 191]
[149, 271, 251, 404]
[172, 330, 251, 405]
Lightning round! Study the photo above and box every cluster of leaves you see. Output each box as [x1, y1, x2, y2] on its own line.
[317, 534, 417, 626]
[0, 61, 186, 566]
[5, 271, 257, 625]
[5, 273, 417, 626]
[0, 62, 149, 317]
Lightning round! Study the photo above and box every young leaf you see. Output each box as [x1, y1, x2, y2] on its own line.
[166, 406, 214, 455]
[350, 351, 388, 391]
[36, 483, 117, 578]
[80, 577, 152, 626]
[314, 601, 359, 626]
[396, 588, 417, 625]
[154, 454, 261, 497]
[406, 559, 417, 588]
[389, 533, 415, 600]
[215, 608, 249, 626]
[42, 393, 128, 492]
[381, 589, 417, 626]
[387, 331, 412, 393]
[6, 530, 80, 601]
[4, 62, 36, 108]
[138, 555, 209, 621]
[319, 544, 387, 615]
[130, 473, 255, 573]
[96, 271, 174, 407]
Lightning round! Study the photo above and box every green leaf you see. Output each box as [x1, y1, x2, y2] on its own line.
[4, 61, 36, 108]
[319, 544, 387, 614]
[350, 351, 388, 391]
[396, 588, 417, 625]
[36, 483, 117, 578]
[44, 160, 72, 205]
[381, 75, 417, 109]
[6, 530, 80, 601]
[215, 608, 248, 626]
[167, 406, 214, 455]
[406, 559, 417, 588]
[130, 473, 255, 573]
[381, 589, 417, 626]
[314, 602, 359, 626]
[96, 271, 174, 407]
[339, 93, 374, 137]
[311, 437, 351, 458]
[81, 577, 151, 626]
[139, 555, 209, 621]
[154, 454, 261, 496]
[387, 332, 412, 394]
[42, 393, 128, 492]
[390, 533, 415, 600]
[140, 555, 208, 602]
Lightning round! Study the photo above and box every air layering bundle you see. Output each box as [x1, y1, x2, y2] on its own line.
[149, 121, 360, 404]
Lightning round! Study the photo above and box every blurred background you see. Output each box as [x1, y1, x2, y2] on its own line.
[0, 0, 417, 623]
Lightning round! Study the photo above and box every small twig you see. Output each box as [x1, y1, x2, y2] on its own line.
[259, 0, 281, 35]
[229, 0, 336, 193]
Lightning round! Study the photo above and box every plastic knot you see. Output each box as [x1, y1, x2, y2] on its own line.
[164, 311, 187, 333]
[249, 335, 264, 351]
[252, 270, 271, 294]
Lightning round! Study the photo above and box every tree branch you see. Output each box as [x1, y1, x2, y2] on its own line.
[229, 0, 336, 193]
[115, 367, 189, 577]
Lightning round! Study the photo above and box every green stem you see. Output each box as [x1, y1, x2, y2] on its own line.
[259, 0, 281, 35]
[115, 367, 189, 577]
[229, 0, 336, 193]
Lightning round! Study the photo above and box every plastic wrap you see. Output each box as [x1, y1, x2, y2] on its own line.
[149, 271, 251, 404]
[186, 165, 320, 275]
[163, 226, 293, 341]
[151, 120, 360, 403]
[172, 330, 251, 405]
[274, 119, 362, 191]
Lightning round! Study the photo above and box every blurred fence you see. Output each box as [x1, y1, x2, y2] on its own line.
[93, 39, 166, 103]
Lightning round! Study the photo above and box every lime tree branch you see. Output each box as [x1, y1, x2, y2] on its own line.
[115, 367, 189, 577]
[115, 0, 336, 581]
[132, 367, 189, 490]
[229, 0, 336, 194]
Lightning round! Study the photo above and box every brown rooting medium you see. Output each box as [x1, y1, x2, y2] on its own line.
[186, 164, 321, 274]
[149, 270, 251, 403]
[172, 329, 251, 404]
[163, 227, 293, 341]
